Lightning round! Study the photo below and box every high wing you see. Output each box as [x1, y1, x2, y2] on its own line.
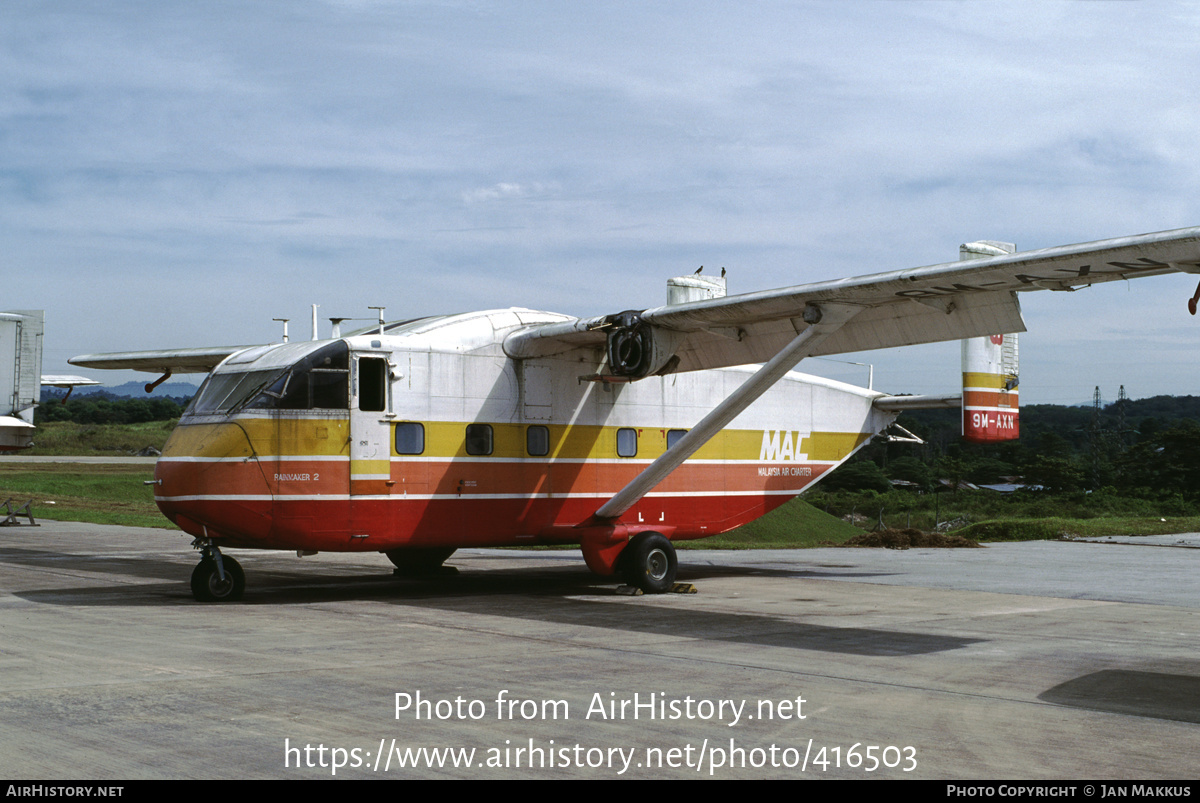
[505, 225, 1200, 377]
[69, 345, 257, 375]
[508, 224, 1200, 520]
[40, 375, 100, 388]
[39, 374, 101, 402]
[70, 227, 1200, 381]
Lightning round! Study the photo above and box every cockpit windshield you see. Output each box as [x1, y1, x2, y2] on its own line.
[188, 370, 280, 415]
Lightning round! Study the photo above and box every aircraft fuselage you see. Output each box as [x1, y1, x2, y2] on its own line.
[154, 309, 895, 570]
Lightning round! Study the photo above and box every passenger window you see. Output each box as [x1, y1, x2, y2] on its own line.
[526, 425, 549, 456]
[359, 357, 388, 412]
[667, 429, 687, 449]
[617, 428, 637, 457]
[395, 423, 424, 455]
[466, 424, 493, 456]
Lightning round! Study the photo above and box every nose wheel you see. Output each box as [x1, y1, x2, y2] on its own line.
[190, 539, 245, 602]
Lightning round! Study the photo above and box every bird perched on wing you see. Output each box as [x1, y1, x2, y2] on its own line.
[720, 267, 726, 278]
[694, 266, 703, 275]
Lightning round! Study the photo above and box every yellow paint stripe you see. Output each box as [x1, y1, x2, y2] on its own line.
[962, 372, 1014, 390]
[163, 422, 255, 459]
[165, 419, 350, 459]
[419, 422, 871, 462]
[174, 417, 873, 462]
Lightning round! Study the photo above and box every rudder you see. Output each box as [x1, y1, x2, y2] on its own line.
[961, 333, 1019, 443]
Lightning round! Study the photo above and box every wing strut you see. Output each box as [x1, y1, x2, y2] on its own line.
[593, 302, 861, 520]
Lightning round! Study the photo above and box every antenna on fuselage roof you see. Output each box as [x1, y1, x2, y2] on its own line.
[273, 318, 289, 343]
[368, 306, 385, 335]
[310, 304, 320, 341]
[809, 356, 874, 389]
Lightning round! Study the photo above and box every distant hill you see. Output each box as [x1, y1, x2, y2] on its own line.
[1119, 394, 1200, 419]
[49, 381, 199, 400]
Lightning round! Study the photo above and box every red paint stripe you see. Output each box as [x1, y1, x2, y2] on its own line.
[165, 489, 812, 552]
[962, 390, 1018, 408]
[157, 458, 829, 498]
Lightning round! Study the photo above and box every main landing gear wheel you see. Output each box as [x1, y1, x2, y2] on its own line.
[190, 555, 245, 602]
[621, 533, 677, 594]
[384, 547, 457, 577]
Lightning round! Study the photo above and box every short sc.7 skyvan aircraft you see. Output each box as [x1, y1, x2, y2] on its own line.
[72, 226, 1200, 602]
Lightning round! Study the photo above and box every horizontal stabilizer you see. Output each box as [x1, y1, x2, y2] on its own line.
[873, 393, 962, 411]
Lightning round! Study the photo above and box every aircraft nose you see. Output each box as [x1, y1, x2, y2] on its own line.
[154, 420, 274, 545]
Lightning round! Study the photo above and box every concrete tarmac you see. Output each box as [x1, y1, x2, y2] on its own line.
[1, 521, 1198, 780]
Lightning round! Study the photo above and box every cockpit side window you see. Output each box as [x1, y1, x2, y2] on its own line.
[310, 369, 348, 409]
[245, 341, 351, 412]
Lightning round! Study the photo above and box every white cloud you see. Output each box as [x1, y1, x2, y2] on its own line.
[461, 181, 556, 204]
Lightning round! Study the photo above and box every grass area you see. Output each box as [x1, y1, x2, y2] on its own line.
[0, 463, 170, 528]
[805, 488, 1200, 540]
[698, 498, 1200, 547]
[26, 420, 176, 456]
[957, 516, 1200, 541]
[680, 497, 865, 548]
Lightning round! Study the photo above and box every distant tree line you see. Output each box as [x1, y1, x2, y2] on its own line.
[824, 395, 1200, 501]
[35, 393, 190, 425]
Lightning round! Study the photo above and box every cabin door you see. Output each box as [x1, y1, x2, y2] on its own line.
[349, 354, 393, 538]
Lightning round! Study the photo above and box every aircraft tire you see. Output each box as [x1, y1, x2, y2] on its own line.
[621, 533, 677, 593]
[384, 547, 456, 576]
[190, 556, 245, 603]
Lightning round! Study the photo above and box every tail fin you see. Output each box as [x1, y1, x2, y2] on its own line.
[962, 334, 1019, 443]
[0, 311, 43, 423]
[956, 241, 1019, 444]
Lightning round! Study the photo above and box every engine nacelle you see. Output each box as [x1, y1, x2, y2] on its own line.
[604, 311, 683, 379]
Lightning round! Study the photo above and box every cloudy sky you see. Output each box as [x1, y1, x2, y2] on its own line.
[6, 1, 1200, 404]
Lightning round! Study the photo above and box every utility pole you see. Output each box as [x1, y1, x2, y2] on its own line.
[1116, 385, 1129, 451]
[1090, 386, 1102, 489]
